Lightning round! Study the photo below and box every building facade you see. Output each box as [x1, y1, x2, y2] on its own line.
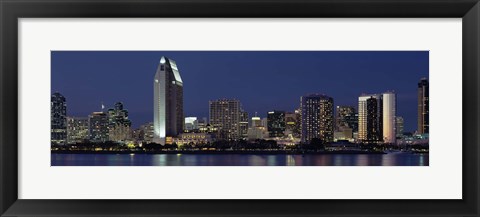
[107, 102, 132, 142]
[184, 117, 199, 132]
[335, 106, 358, 132]
[284, 111, 300, 138]
[141, 122, 154, 143]
[239, 111, 249, 139]
[418, 78, 429, 134]
[88, 112, 109, 143]
[301, 94, 334, 144]
[153, 56, 184, 144]
[173, 133, 214, 146]
[66, 117, 89, 144]
[396, 116, 404, 138]
[267, 110, 286, 138]
[209, 99, 242, 140]
[382, 92, 396, 144]
[51, 92, 67, 145]
[358, 94, 383, 143]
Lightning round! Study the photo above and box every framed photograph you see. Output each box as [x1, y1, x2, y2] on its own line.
[1, 0, 479, 216]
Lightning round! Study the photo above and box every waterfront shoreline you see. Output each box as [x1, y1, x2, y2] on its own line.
[51, 150, 391, 155]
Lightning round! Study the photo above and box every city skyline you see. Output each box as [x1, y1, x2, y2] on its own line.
[51, 51, 428, 132]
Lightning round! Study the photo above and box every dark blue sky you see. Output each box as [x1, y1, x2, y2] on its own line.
[51, 51, 428, 132]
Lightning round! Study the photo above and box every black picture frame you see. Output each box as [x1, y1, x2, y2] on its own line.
[1, 0, 479, 216]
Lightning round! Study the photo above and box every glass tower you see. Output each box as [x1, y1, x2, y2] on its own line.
[267, 111, 286, 138]
[51, 92, 67, 145]
[417, 78, 429, 134]
[358, 94, 383, 143]
[153, 56, 184, 144]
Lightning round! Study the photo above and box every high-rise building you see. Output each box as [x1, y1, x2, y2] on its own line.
[66, 117, 89, 144]
[184, 117, 198, 131]
[366, 97, 382, 142]
[153, 56, 184, 144]
[301, 94, 334, 144]
[51, 92, 67, 145]
[285, 111, 300, 138]
[251, 116, 262, 127]
[358, 94, 383, 143]
[107, 102, 131, 127]
[107, 102, 132, 142]
[88, 112, 109, 143]
[141, 122, 154, 143]
[209, 99, 242, 140]
[382, 92, 396, 144]
[261, 118, 268, 130]
[239, 111, 249, 139]
[418, 78, 429, 134]
[396, 116, 404, 138]
[359, 92, 396, 144]
[335, 106, 358, 132]
[267, 110, 286, 138]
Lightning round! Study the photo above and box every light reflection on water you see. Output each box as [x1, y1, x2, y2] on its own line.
[52, 153, 429, 166]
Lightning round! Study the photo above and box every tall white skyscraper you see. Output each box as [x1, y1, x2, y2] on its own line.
[382, 92, 396, 144]
[153, 56, 184, 144]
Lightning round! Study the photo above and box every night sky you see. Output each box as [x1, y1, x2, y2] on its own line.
[51, 51, 428, 132]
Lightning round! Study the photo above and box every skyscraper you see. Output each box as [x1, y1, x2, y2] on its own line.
[285, 111, 300, 138]
[66, 117, 89, 144]
[141, 122, 154, 143]
[107, 102, 132, 142]
[51, 92, 67, 145]
[366, 97, 382, 142]
[301, 94, 334, 144]
[153, 56, 184, 144]
[418, 78, 429, 134]
[267, 110, 286, 138]
[88, 112, 109, 143]
[382, 92, 396, 144]
[358, 94, 383, 143]
[240, 111, 249, 139]
[251, 116, 262, 127]
[209, 99, 243, 140]
[396, 116, 404, 138]
[335, 106, 358, 132]
[359, 92, 397, 144]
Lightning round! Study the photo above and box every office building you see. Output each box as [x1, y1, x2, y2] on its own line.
[107, 102, 132, 142]
[51, 92, 67, 145]
[141, 122, 154, 143]
[358, 94, 383, 143]
[88, 112, 109, 143]
[267, 110, 286, 138]
[335, 106, 358, 132]
[285, 111, 300, 138]
[396, 116, 404, 138]
[153, 56, 184, 144]
[251, 116, 262, 127]
[418, 78, 429, 134]
[66, 117, 89, 144]
[240, 111, 249, 139]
